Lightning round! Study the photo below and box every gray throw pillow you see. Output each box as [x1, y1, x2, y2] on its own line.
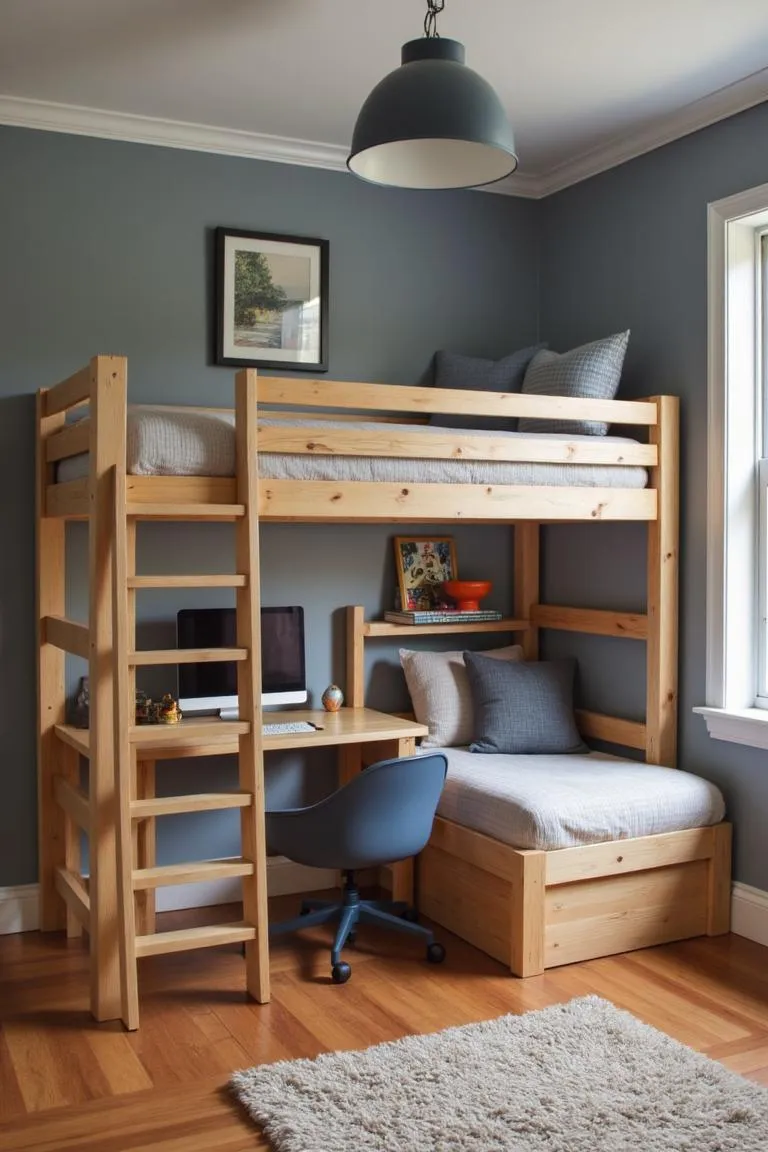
[463, 652, 586, 755]
[518, 330, 630, 436]
[431, 345, 546, 432]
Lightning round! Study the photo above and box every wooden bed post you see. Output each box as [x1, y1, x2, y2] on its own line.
[89, 355, 127, 1022]
[509, 849, 546, 977]
[514, 523, 540, 659]
[645, 396, 679, 767]
[346, 605, 366, 707]
[235, 368, 270, 1005]
[36, 391, 67, 931]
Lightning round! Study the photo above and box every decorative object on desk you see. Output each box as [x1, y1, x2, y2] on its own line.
[70, 676, 90, 729]
[442, 579, 493, 612]
[394, 536, 457, 612]
[384, 608, 502, 625]
[135, 691, 151, 725]
[321, 684, 344, 712]
[215, 228, 329, 372]
[159, 693, 182, 724]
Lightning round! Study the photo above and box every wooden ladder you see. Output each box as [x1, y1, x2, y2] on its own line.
[111, 370, 269, 1030]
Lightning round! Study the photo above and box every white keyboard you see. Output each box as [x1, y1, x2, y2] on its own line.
[262, 721, 318, 736]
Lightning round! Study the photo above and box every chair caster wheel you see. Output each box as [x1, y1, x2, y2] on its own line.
[332, 962, 351, 984]
[427, 942, 446, 964]
[401, 907, 419, 923]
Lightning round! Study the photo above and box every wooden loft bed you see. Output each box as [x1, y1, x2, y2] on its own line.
[36, 352, 729, 1028]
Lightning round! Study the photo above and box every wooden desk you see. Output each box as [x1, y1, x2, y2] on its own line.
[54, 707, 428, 938]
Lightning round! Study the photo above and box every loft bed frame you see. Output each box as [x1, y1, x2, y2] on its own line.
[36, 354, 731, 1028]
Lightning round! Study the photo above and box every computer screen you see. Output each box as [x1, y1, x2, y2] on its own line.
[177, 606, 307, 714]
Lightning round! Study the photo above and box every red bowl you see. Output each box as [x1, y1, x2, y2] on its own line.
[442, 580, 492, 612]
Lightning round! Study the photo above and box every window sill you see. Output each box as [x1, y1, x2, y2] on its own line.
[694, 706, 768, 750]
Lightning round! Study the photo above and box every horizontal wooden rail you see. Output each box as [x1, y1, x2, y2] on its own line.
[54, 776, 90, 832]
[42, 365, 91, 416]
[128, 574, 247, 589]
[256, 378, 659, 426]
[46, 479, 90, 518]
[130, 792, 252, 818]
[45, 421, 90, 463]
[135, 921, 256, 958]
[576, 710, 646, 750]
[257, 425, 658, 467]
[259, 480, 657, 524]
[132, 857, 254, 890]
[364, 618, 528, 638]
[54, 867, 90, 928]
[45, 616, 90, 659]
[129, 647, 247, 666]
[531, 605, 648, 640]
[545, 826, 719, 887]
[126, 503, 245, 521]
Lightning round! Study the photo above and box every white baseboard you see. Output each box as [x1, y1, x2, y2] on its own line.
[0, 858, 337, 934]
[731, 882, 768, 948]
[0, 884, 40, 934]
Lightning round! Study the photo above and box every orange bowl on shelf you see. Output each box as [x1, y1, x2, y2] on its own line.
[442, 580, 493, 612]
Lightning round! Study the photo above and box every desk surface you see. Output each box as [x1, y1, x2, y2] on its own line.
[55, 708, 428, 760]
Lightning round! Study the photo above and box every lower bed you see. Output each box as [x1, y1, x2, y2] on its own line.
[418, 748, 731, 974]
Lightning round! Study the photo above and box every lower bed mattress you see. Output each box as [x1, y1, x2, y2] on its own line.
[55, 406, 649, 489]
[433, 748, 725, 851]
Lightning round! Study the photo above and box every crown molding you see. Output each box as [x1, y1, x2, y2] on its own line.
[1, 67, 768, 201]
[531, 67, 768, 197]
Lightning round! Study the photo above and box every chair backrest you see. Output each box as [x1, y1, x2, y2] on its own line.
[265, 753, 448, 871]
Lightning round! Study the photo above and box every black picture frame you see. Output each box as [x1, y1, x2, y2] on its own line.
[215, 227, 329, 372]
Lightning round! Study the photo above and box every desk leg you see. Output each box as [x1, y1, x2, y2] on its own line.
[134, 759, 156, 937]
[61, 742, 83, 939]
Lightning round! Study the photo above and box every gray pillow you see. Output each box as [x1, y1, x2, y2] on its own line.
[431, 345, 546, 432]
[463, 652, 586, 755]
[518, 330, 630, 436]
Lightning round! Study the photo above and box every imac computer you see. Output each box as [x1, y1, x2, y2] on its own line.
[177, 606, 307, 720]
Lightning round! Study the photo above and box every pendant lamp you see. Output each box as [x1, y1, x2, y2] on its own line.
[347, 0, 517, 190]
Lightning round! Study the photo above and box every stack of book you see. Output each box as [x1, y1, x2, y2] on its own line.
[384, 608, 503, 625]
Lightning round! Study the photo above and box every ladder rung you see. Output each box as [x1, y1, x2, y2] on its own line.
[129, 647, 247, 666]
[126, 503, 245, 520]
[130, 792, 252, 818]
[128, 574, 247, 589]
[135, 922, 256, 958]
[132, 857, 254, 890]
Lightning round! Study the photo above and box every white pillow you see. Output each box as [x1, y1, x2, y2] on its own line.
[400, 645, 524, 748]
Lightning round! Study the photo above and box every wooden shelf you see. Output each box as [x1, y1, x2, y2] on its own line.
[363, 617, 529, 638]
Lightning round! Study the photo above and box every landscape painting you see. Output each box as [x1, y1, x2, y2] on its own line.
[216, 228, 328, 371]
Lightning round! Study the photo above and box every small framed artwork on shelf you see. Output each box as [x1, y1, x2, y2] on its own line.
[394, 536, 457, 611]
[215, 227, 329, 372]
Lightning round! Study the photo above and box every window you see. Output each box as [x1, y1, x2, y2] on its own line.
[695, 187, 768, 748]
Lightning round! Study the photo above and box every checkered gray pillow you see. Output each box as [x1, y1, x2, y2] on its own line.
[518, 330, 630, 436]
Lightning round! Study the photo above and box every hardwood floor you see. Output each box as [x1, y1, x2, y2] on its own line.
[2, 894, 768, 1150]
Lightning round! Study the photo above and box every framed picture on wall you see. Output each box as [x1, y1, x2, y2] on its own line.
[215, 227, 329, 372]
[394, 536, 458, 611]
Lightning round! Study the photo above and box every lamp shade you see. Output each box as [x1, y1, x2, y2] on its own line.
[347, 37, 517, 190]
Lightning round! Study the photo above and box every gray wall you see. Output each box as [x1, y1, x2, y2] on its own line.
[540, 100, 768, 890]
[0, 125, 540, 886]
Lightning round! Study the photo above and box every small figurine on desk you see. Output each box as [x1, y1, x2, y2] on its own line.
[159, 693, 182, 724]
[135, 691, 150, 724]
[321, 684, 344, 712]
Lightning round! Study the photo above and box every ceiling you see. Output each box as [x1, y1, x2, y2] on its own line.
[1, 0, 768, 194]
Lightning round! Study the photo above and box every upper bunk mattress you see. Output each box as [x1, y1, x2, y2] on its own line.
[55, 406, 648, 489]
[433, 748, 725, 851]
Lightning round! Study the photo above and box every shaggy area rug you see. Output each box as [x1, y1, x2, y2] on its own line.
[231, 996, 768, 1151]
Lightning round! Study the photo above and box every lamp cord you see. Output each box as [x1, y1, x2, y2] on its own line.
[424, 0, 445, 38]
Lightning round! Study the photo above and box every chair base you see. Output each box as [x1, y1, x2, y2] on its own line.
[269, 871, 444, 975]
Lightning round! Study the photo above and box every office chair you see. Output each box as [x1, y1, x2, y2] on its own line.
[266, 752, 448, 984]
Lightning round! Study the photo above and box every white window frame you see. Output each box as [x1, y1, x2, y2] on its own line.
[695, 183, 768, 749]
